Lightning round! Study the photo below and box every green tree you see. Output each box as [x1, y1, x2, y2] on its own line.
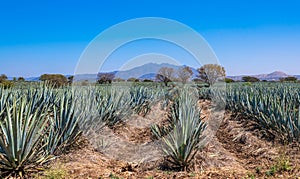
[40, 74, 68, 87]
[17, 77, 25, 82]
[225, 78, 235, 83]
[0, 74, 13, 89]
[0, 74, 8, 83]
[197, 64, 226, 86]
[242, 76, 260, 82]
[280, 76, 298, 82]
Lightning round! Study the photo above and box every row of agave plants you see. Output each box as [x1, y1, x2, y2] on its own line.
[198, 83, 300, 142]
[226, 83, 300, 142]
[81, 85, 208, 171]
[199, 82, 300, 142]
[152, 87, 206, 171]
[0, 84, 161, 177]
[0, 86, 80, 177]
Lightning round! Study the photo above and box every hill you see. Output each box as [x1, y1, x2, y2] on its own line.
[227, 71, 293, 81]
[10, 64, 299, 82]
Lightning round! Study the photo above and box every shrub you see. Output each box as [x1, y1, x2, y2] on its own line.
[127, 77, 139, 82]
[225, 78, 235, 83]
[143, 79, 153, 82]
[17, 77, 25, 82]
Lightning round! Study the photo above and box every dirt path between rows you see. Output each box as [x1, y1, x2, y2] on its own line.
[35, 101, 300, 179]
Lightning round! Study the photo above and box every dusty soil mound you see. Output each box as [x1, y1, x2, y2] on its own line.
[35, 101, 300, 178]
[113, 102, 167, 144]
[224, 113, 300, 176]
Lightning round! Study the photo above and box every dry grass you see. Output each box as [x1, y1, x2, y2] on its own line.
[32, 101, 300, 178]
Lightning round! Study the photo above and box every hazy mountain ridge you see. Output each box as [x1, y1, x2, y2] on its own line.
[73, 63, 198, 81]
[115, 63, 183, 80]
[227, 71, 296, 81]
[10, 63, 300, 81]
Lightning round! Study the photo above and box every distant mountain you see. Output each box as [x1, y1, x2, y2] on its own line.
[114, 63, 182, 80]
[25, 77, 40, 81]
[6, 76, 40, 81]
[10, 64, 299, 82]
[227, 71, 293, 81]
[254, 71, 289, 81]
[72, 63, 197, 81]
[138, 73, 157, 80]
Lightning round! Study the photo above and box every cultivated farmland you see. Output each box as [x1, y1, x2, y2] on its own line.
[0, 82, 300, 178]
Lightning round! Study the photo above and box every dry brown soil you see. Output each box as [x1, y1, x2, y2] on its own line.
[35, 100, 300, 179]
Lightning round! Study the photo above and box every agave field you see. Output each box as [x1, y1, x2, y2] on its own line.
[226, 83, 300, 142]
[0, 82, 300, 178]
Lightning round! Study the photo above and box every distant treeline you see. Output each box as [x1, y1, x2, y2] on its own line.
[1, 65, 299, 88]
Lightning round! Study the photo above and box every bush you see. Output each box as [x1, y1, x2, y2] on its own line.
[143, 79, 153, 82]
[225, 78, 235, 83]
[17, 77, 25, 82]
[127, 78, 139, 82]
[113, 78, 125, 82]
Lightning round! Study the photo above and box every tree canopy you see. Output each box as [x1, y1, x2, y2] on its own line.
[156, 67, 175, 86]
[0, 74, 8, 83]
[177, 66, 193, 83]
[18, 77, 25, 82]
[197, 64, 226, 86]
[40, 74, 68, 87]
[97, 73, 115, 84]
[127, 77, 140, 82]
[280, 76, 298, 82]
[242, 76, 260, 82]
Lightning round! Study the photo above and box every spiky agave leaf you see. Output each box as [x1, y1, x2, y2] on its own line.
[223, 83, 300, 142]
[129, 86, 157, 116]
[45, 90, 83, 155]
[95, 87, 131, 126]
[0, 96, 50, 175]
[153, 87, 206, 171]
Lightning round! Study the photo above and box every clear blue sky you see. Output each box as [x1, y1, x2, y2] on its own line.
[0, 0, 299, 77]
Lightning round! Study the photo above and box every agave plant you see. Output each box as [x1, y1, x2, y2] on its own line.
[0, 97, 50, 176]
[152, 87, 206, 171]
[95, 87, 131, 126]
[0, 88, 12, 117]
[129, 86, 157, 116]
[45, 90, 83, 155]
